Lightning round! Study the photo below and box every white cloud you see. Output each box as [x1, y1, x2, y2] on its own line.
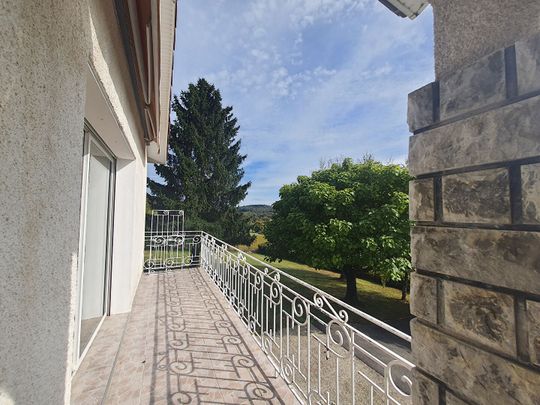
[160, 0, 435, 205]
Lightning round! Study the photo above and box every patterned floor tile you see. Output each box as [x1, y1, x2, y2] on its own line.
[72, 268, 299, 404]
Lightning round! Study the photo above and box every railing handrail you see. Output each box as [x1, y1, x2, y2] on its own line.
[144, 230, 200, 235]
[199, 231, 415, 404]
[199, 230, 412, 344]
[144, 225, 415, 403]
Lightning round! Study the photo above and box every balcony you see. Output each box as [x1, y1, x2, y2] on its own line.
[72, 232, 414, 404]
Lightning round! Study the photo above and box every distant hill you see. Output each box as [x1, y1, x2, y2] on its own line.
[239, 204, 273, 216]
[239, 205, 273, 234]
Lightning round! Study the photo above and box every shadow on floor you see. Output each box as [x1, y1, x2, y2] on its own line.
[101, 269, 297, 404]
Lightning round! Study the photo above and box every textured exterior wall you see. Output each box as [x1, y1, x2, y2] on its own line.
[0, 1, 89, 404]
[0, 1, 150, 403]
[430, 0, 540, 79]
[408, 28, 540, 404]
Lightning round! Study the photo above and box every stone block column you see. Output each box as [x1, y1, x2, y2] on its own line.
[407, 7, 540, 404]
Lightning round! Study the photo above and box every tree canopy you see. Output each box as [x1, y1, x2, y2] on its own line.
[264, 158, 411, 303]
[147, 78, 252, 244]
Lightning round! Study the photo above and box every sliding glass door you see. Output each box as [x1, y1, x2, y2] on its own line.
[77, 128, 115, 360]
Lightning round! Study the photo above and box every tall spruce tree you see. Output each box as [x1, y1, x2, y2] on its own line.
[148, 79, 252, 244]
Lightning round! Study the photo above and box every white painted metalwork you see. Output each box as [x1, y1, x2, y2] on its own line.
[143, 210, 201, 272]
[199, 232, 415, 405]
[143, 225, 415, 403]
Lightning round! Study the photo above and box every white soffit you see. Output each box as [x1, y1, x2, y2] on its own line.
[148, 0, 176, 164]
[378, 0, 429, 19]
[85, 67, 135, 160]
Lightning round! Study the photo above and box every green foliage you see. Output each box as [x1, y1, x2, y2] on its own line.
[238, 204, 273, 216]
[239, 204, 273, 233]
[247, 253, 410, 324]
[221, 209, 255, 245]
[236, 233, 268, 253]
[264, 157, 411, 302]
[148, 79, 253, 245]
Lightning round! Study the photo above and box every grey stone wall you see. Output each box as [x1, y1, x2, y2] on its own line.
[430, 0, 540, 79]
[408, 31, 540, 405]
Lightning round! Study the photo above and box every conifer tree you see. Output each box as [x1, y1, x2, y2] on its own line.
[148, 79, 252, 244]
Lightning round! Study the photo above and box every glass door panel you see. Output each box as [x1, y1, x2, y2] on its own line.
[79, 135, 114, 357]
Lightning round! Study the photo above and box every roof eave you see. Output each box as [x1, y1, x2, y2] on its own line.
[148, 0, 177, 164]
[378, 0, 429, 20]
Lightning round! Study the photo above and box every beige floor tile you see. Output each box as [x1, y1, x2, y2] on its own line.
[73, 268, 297, 404]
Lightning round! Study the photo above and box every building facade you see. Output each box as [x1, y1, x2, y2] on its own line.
[0, 1, 176, 403]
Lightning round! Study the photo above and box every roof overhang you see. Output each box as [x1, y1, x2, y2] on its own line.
[378, 0, 428, 19]
[114, 0, 177, 164]
[147, 0, 177, 164]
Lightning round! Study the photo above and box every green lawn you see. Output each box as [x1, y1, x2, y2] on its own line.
[143, 235, 411, 325]
[244, 253, 411, 325]
[236, 233, 268, 252]
[144, 249, 191, 260]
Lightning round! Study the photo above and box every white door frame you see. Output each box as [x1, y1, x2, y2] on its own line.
[73, 122, 116, 371]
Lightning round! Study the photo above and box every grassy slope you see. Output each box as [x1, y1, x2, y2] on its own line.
[145, 232, 410, 324]
[245, 252, 411, 324]
[236, 233, 267, 252]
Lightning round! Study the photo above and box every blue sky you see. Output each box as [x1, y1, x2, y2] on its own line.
[148, 0, 435, 205]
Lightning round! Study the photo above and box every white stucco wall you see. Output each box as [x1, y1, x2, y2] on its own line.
[0, 1, 89, 404]
[0, 1, 149, 403]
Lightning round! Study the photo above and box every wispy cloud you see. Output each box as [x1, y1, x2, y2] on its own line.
[150, 0, 435, 204]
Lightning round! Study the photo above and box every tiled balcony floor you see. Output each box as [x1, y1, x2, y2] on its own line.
[72, 268, 299, 404]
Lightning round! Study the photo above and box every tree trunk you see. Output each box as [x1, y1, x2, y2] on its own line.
[343, 267, 358, 305]
[401, 274, 409, 301]
[338, 271, 346, 281]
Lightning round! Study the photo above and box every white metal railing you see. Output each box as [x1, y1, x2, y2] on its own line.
[144, 230, 201, 272]
[143, 210, 201, 272]
[199, 232, 415, 405]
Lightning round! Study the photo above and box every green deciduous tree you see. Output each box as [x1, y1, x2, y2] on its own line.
[147, 78, 252, 245]
[264, 158, 411, 304]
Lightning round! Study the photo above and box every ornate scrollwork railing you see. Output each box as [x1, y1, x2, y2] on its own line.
[144, 230, 201, 272]
[199, 232, 415, 405]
